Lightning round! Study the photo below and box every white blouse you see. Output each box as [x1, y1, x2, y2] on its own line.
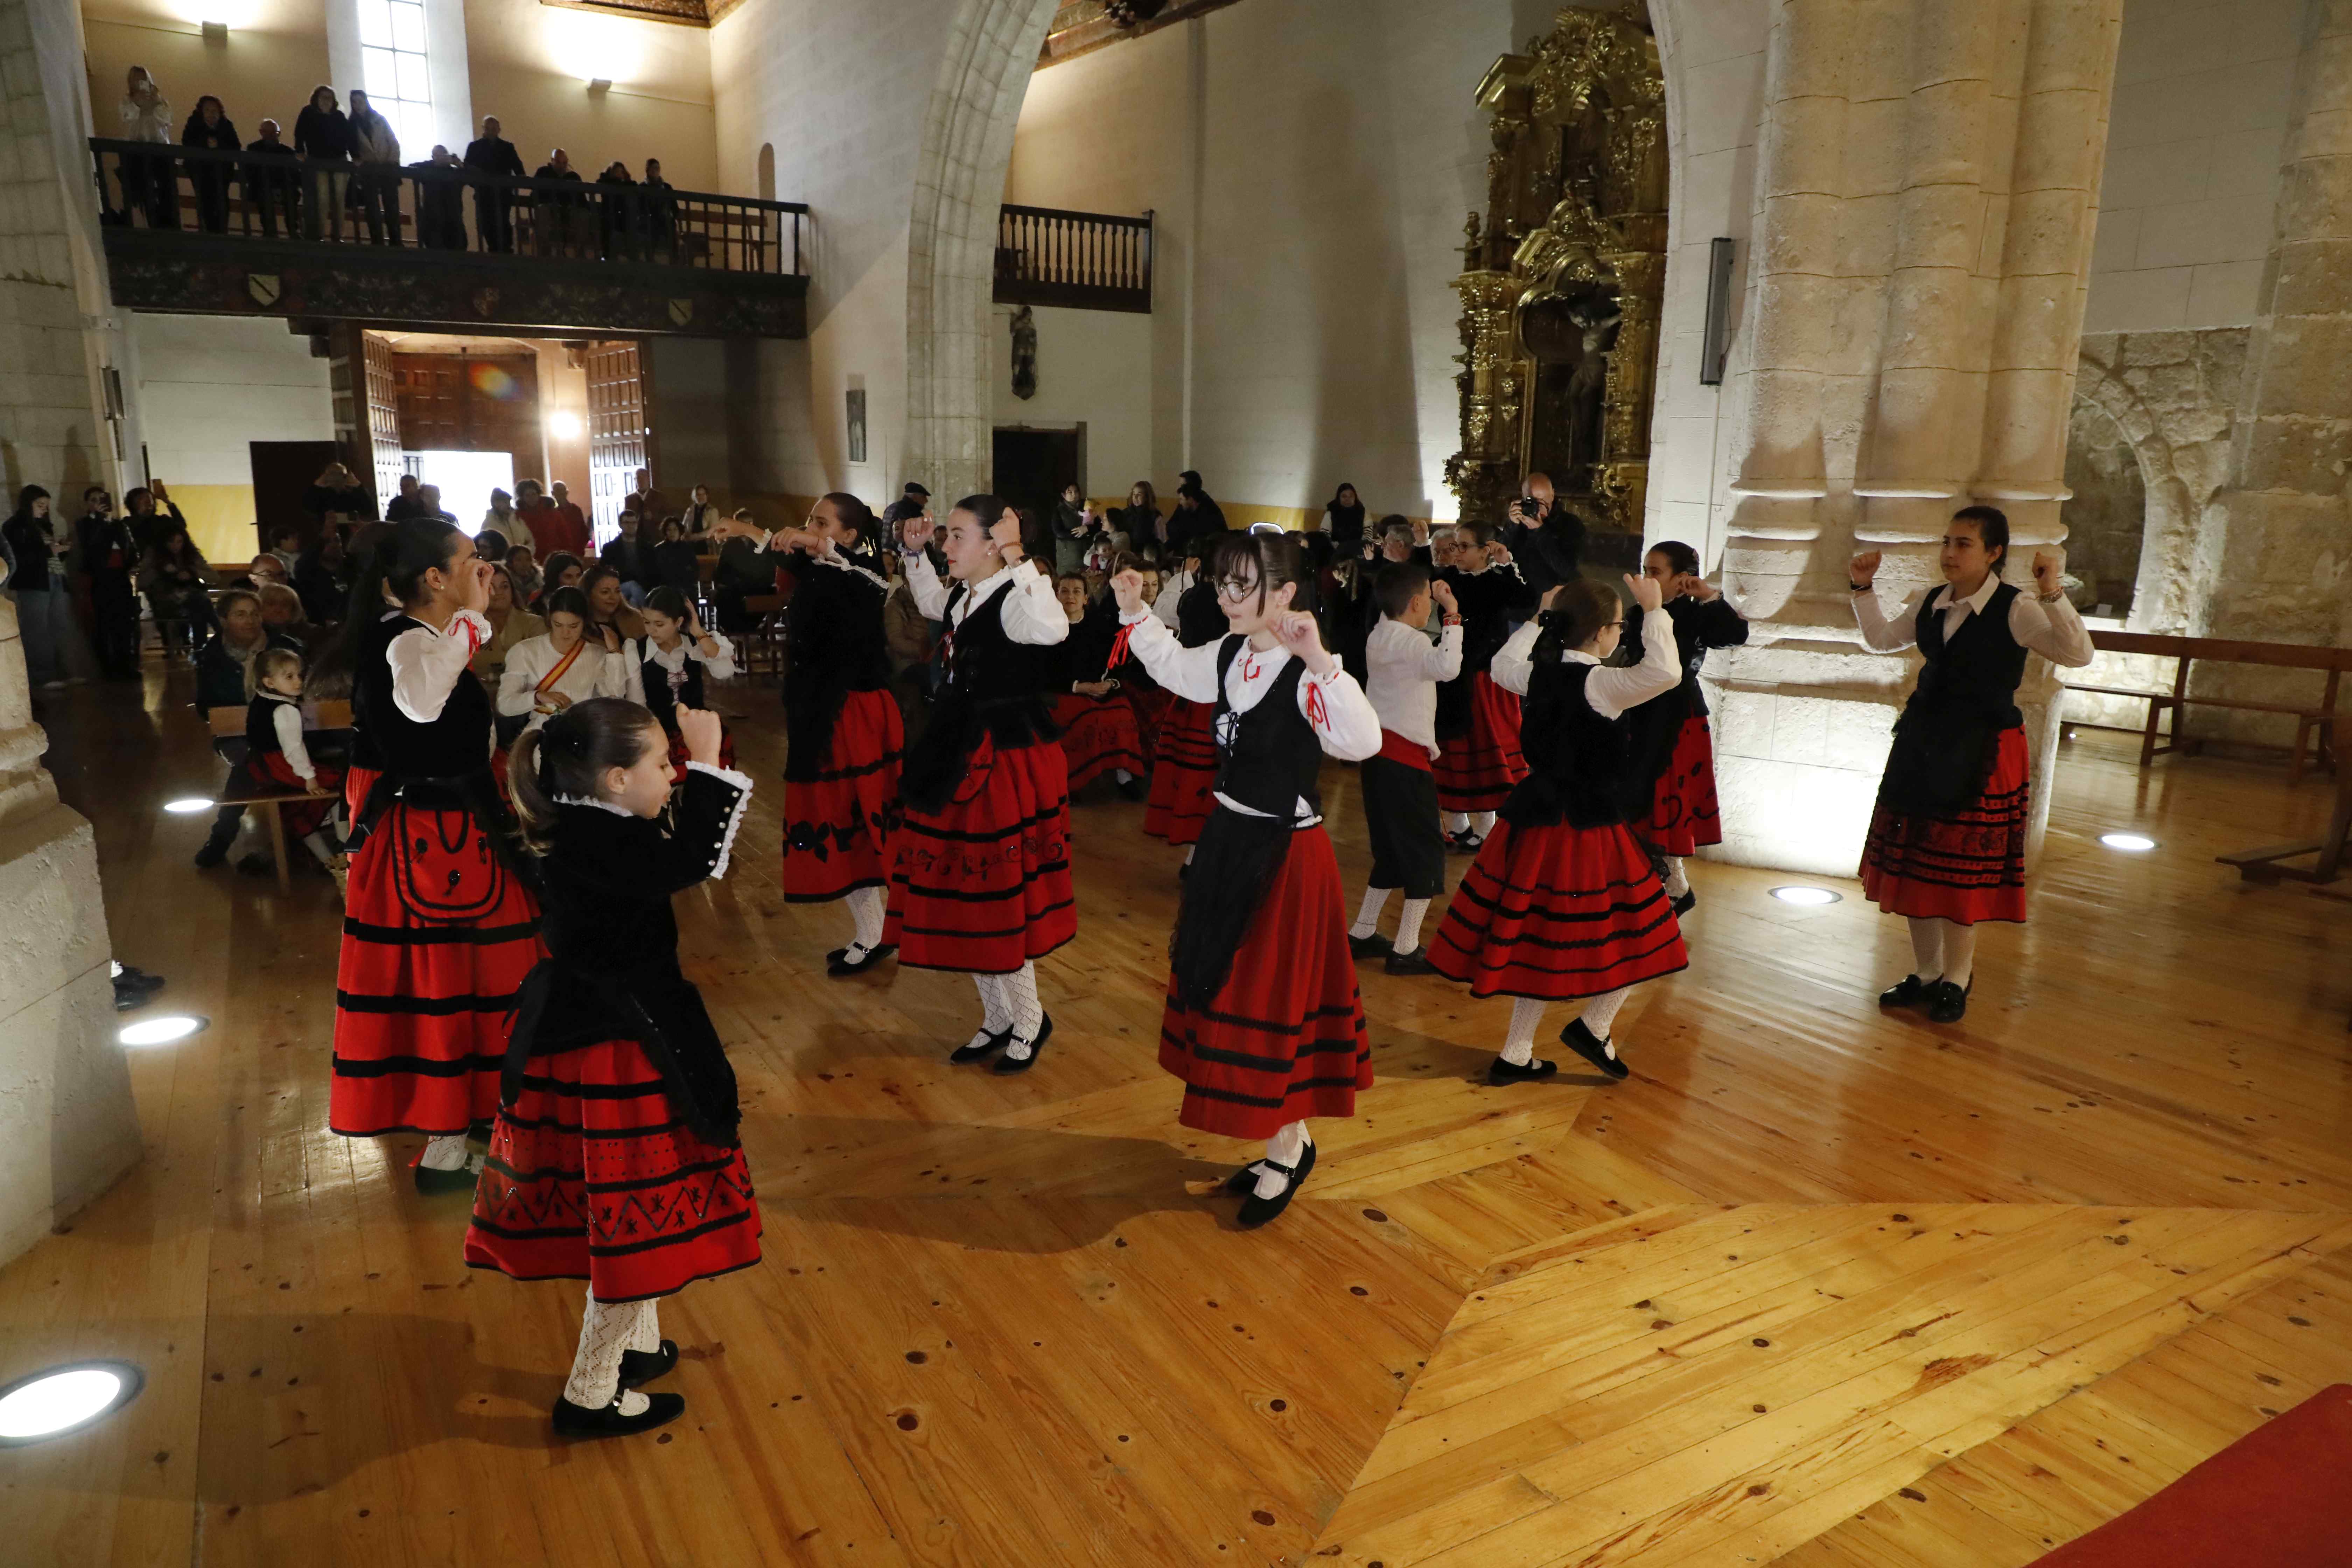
[1491, 607, 1681, 719]
[1854, 573, 2096, 667]
[901, 551, 1069, 647]
[497, 633, 642, 732]
[1119, 610, 1381, 824]
[633, 630, 739, 702]
[386, 608, 492, 725]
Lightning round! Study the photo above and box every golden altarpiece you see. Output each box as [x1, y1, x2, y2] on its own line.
[1446, 3, 1666, 569]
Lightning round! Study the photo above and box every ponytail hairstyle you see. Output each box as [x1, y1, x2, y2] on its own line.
[1646, 538, 1700, 578]
[643, 585, 692, 625]
[1950, 504, 2010, 571]
[820, 491, 880, 564]
[509, 696, 665, 853]
[1208, 528, 1307, 617]
[1545, 578, 1623, 652]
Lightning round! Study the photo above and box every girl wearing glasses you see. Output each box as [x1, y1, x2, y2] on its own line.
[1109, 533, 1382, 1228]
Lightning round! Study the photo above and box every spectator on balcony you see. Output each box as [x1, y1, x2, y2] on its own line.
[293, 86, 354, 242]
[347, 90, 401, 246]
[641, 158, 677, 260]
[464, 115, 525, 252]
[117, 66, 179, 230]
[414, 145, 467, 250]
[244, 118, 300, 238]
[596, 162, 638, 260]
[180, 96, 239, 234]
[532, 148, 588, 258]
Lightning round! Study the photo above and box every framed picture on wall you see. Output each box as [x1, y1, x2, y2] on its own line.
[847, 388, 868, 464]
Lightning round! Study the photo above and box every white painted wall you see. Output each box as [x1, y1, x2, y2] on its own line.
[2084, 0, 2305, 334]
[988, 303, 1152, 500]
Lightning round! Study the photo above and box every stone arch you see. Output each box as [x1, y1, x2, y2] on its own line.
[2068, 351, 2200, 636]
[903, 0, 1062, 502]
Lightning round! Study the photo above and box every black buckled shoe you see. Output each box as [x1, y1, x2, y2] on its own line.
[1347, 931, 1394, 961]
[618, 1339, 678, 1388]
[950, 1026, 1012, 1065]
[1384, 945, 1437, 975]
[994, 1012, 1052, 1074]
[1236, 1140, 1317, 1229]
[1446, 830, 1484, 855]
[552, 1390, 685, 1438]
[1558, 1017, 1631, 1081]
[826, 941, 896, 978]
[1488, 1055, 1559, 1086]
[413, 1160, 480, 1196]
[1878, 973, 1932, 1009]
[1926, 978, 1972, 1024]
[1670, 889, 1697, 916]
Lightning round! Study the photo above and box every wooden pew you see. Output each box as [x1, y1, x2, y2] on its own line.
[2066, 631, 2352, 781]
[205, 700, 352, 894]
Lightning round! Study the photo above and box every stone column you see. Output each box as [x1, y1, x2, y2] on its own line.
[1710, 0, 2123, 875]
[0, 0, 143, 1269]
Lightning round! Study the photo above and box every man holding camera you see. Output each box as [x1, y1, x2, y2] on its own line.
[1503, 472, 1586, 600]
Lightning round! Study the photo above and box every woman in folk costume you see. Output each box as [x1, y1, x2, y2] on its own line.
[1428, 572, 1691, 1084]
[1432, 519, 1539, 851]
[329, 519, 544, 1190]
[464, 699, 760, 1439]
[1628, 540, 1749, 913]
[1051, 570, 1148, 799]
[885, 496, 1074, 1070]
[631, 586, 739, 780]
[1850, 506, 2092, 1023]
[710, 497, 904, 976]
[498, 586, 642, 737]
[1142, 530, 1230, 859]
[1109, 534, 1381, 1228]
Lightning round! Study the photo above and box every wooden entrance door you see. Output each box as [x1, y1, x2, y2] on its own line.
[585, 341, 646, 541]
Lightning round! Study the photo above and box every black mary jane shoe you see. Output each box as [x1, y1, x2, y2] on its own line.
[1670, 889, 1697, 917]
[993, 1012, 1053, 1075]
[618, 1339, 679, 1388]
[950, 1026, 1013, 1065]
[826, 941, 897, 979]
[1347, 931, 1394, 961]
[1236, 1140, 1318, 1229]
[1878, 973, 1932, 1009]
[413, 1160, 481, 1196]
[1925, 978, 1972, 1024]
[1488, 1055, 1560, 1086]
[1446, 830, 1484, 855]
[1384, 945, 1437, 976]
[1116, 774, 1148, 802]
[552, 1390, 686, 1439]
[1558, 1017, 1631, 1082]
[117, 965, 166, 994]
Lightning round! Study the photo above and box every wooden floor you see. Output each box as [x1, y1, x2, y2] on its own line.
[5, 656, 2351, 1567]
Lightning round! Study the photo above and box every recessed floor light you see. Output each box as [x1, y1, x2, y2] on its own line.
[1769, 885, 1842, 906]
[118, 1015, 207, 1047]
[0, 1362, 144, 1445]
[163, 798, 214, 814]
[2099, 832, 2157, 852]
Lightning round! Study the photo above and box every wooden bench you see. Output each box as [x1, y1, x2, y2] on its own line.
[205, 700, 352, 895]
[735, 594, 787, 682]
[2065, 631, 2352, 782]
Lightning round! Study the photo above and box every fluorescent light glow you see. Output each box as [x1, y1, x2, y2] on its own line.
[547, 411, 584, 441]
[1769, 885, 1842, 906]
[0, 1363, 143, 1444]
[164, 797, 215, 814]
[118, 1015, 208, 1047]
[2099, 832, 2157, 852]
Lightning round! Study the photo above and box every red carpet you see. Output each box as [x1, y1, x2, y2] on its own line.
[2035, 1384, 2352, 1565]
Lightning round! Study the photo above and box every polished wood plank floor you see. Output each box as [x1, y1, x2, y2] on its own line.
[4, 658, 2350, 1567]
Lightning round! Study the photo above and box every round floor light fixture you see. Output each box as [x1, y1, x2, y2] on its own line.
[163, 798, 214, 815]
[0, 1361, 145, 1446]
[117, 1015, 208, 1048]
[1769, 885, 1842, 906]
[2099, 832, 2157, 852]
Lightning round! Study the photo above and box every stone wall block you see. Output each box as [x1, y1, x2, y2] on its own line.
[1760, 95, 1850, 198]
[1758, 190, 1845, 276]
[1842, 98, 1908, 198]
[2254, 313, 2352, 422]
[2239, 415, 2352, 495]
[1751, 271, 1842, 373]
[1890, 180, 1986, 273]
[1770, 0, 1855, 103]
[1879, 262, 1974, 369]
[1990, 270, 2081, 372]
[1902, 79, 1995, 191]
[2266, 235, 2352, 317]
[2011, 88, 2105, 193]
[1980, 367, 2070, 478]
[1739, 366, 1829, 476]
[1836, 191, 1900, 282]
[2274, 158, 2352, 245]
[2001, 184, 2096, 278]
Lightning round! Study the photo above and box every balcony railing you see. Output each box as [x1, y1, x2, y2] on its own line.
[994, 204, 1152, 313]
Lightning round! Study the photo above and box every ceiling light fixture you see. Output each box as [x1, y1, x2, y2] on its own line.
[118, 1015, 208, 1048]
[2099, 832, 2157, 852]
[1769, 885, 1842, 906]
[0, 1362, 145, 1446]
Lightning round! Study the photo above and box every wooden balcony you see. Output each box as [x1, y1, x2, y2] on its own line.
[994, 204, 1152, 314]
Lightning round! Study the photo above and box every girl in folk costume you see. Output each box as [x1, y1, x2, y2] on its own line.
[1052, 571, 1148, 799]
[1629, 540, 1749, 913]
[234, 645, 349, 884]
[498, 587, 642, 738]
[330, 520, 544, 1190]
[633, 586, 740, 780]
[464, 699, 760, 1439]
[1428, 573, 1691, 1085]
[709, 496, 904, 977]
[886, 496, 1074, 1070]
[1433, 519, 1539, 851]
[1109, 535, 1382, 1227]
[1850, 507, 2092, 1023]
[1142, 531, 1230, 858]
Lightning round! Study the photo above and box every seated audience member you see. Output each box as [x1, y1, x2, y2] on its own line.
[232, 553, 290, 593]
[533, 550, 585, 609]
[496, 585, 638, 738]
[294, 528, 352, 626]
[600, 507, 648, 593]
[228, 645, 348, 884]
[416, 484, 457, 525]
[267, 522, 304, 575]
[708, 510, 776, 634]
[384, 474, 425, 523]
[191, 588, 306, 870]
[476, 527, 510, 563]
[505, 542, 543, 603]
[138, 524, 213, 653]
[470, 562, 547, 698]
[651, 514, 703, 598]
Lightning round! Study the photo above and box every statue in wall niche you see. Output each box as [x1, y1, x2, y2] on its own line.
[1563, 293, 1621, 492]
[1010, 304, 1037, 401]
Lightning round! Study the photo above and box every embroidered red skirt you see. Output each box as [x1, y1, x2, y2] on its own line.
[235, 751, 345, 841]
[1144, 696, 1217, 846]
[1860, 725, 2030, 924]
[884, 734, 1076, 973]
[1646, 714, 1724, 856]
[1435, 672, 1527, 813]
[1051, 692, 1146, 794]
[1128, 685, 1177, 765]
[1429, 817, 1689, 1001]
[331, 769, 545, 1136]
[1158, 823, 1371, 1139]
[663, 723, 740, 785]
[464, 1036, 762, 1302]
[783, 690, 904, 903]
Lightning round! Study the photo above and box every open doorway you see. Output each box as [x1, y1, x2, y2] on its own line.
[992, 424, 1085, 526]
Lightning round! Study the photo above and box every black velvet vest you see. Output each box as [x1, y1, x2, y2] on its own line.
[637, 640, 706, 733]
[1907, 581, 2028, 728]
[245, 693, 294, 758]
[354, 612, 494, 780]
[1505, 657, 1645, 829]
[1208, 636, 1322, 821]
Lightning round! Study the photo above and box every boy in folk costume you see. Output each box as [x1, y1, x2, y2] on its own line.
[1433, 520, 1539, 850]
[1347, 561, 1463, 973]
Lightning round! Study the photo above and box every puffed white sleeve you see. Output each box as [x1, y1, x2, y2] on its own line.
[1424, 621, 1465, 682]
[1118, 609, 1224, 702]
[600, 646, 643, 704]
[1488, 621, 1542, 696]
[273, 703, 316, 781]
[496, 641, 542, 716]
[1854, 585, 1925, 653]
[1000, 563, 1071, 647]
[694, 633, 738, 681]
[2008, 589, 2096, 668]
[1583, 604, 1684, 717]
[389, 610, 492, 724]
[901, 549, 949, 620]
[1297, 664, 1381, 761]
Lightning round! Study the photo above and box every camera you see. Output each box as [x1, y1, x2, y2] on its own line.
[1512, 495, 1540, 522]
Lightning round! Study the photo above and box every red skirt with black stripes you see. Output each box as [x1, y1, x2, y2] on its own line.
[1143, 696, 1217, 845]
[463, 1036, 762, 1302]
[783, 690, 904, 903]
[1645, 714, 1723, 856]
[1429, 817, 1689, 1001]
[1051, 692, 1146, 794]
[883, 734, 1076, 974]
[1860, 726, 2030, 925]
[1158, 822, 1371, 1139]
[234, 750, 345, 841]
[1128, 685, 1177, 765]
[331, 767, 545, 1136]
[1435, 672, 1527, 813]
